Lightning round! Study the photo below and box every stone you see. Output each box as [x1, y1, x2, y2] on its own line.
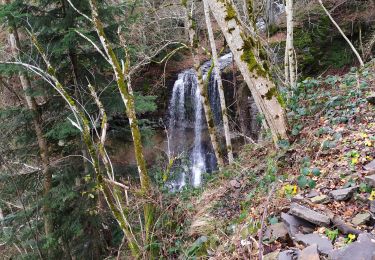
[299, 244, 319, 260]
[263, 250, 279, 260]
[351, 212, 371, 226]
[329, 187, 357, 201]
[365, 174, 375, 187]
[370, 200, 375, 213]
[367, 94, 375, 105]
[306, 190, 319, 198]
[281, 213, 315, 238]
[229, 179, 241, 189]
[291, 194, 304, 202]
[294, 233, 333, 255]
[364, 160, 375, 174]
[264, 222, 288, 241]
[329, 233, 375, 260]
[289, 203, 331, 226]
[310, 195, 329, 204]
[278, 249, 299, 260]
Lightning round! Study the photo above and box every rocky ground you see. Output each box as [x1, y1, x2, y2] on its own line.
[183, 60, 375, 259]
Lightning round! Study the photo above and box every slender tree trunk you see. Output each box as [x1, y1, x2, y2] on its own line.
[203, 0, 234, 164]
[88, 0, 153, 256]
[4, 1, 53, 246]
[185, 2, 225, 169]
[285, 0, 296, 86]
[317, 0, 364, 67]
[207, 0, 288, 144]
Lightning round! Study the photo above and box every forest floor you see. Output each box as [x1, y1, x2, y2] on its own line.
[178, 59, 375, 259]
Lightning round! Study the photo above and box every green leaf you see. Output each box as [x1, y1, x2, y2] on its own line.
[300, 167, 310, 176]
[308, 179, 316, 189]
[312, 168, 321, 176]
[297, 175, 308, 188]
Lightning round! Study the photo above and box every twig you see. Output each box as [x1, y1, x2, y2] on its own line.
[258, 183, 276, 260]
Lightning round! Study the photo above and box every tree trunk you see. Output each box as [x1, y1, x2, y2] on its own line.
[203, 0, 234, 164]
[4, 0, 53, 246]
[88, 0, 153, 256]
[185, 2, 225, 169]
[207, 0, 288, 144]
[285, 0, 296, 86]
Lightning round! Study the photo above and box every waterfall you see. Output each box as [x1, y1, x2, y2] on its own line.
[167, 53, 233, 189]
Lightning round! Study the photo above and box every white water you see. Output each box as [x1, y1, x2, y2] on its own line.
[167, 53, 233, 189]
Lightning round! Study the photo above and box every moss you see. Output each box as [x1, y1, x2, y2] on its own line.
[225, 3, 237, 21]
[181, 0, 187, 8]
[265, 87, 277, 100]
[240, 36, 268, 78]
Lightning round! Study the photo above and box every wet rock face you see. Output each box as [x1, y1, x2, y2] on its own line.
[289, 203, 331, 226]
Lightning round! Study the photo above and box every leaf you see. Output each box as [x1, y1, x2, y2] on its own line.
[312, 167, 321, 176]
[300, 167, 310, 176]
[308, 179, 316, 189]
[297, 175, 308, 188]
[269, 216, 278, 225]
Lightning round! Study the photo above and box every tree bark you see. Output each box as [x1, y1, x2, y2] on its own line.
[88, 0, 153, 256]
[203, 0, 234, 164]
[207, 0, 288, 144]
[285, 0, 296, 86]
[3, 0, 53, 245]
[185, 2, 225, 169]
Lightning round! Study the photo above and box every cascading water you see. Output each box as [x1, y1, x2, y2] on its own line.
[167, 53, 233, 189]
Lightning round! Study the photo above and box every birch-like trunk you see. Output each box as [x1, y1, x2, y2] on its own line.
[285, 0, 296, 86]
[203, 0, 234, 164]
[88, 0, 154, 255]
[207, 0, 288, 143]
[185, 2, 225, 169]
[4, 1, 53, 243]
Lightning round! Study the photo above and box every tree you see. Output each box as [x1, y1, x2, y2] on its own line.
[1, 0, 53, 249]
[203, 0, 234, 164]
[207, 0, 288, 144]
[285, 0, 296, 86]
[184, 0, 225, 169]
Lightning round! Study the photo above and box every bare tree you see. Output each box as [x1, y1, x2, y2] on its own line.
[285, 0, 296, 86]
[203, 0, 234, 164]
[185, 1, 225, 169]
[207, 0, 288, 144]
[2, 0, 53, 248]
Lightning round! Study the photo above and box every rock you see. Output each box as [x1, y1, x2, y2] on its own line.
[229, 179, 241, 189]
[329, 233, 375, 260]
[351, 212, 371, 226]
[365, 174, 375, 187]
[364, 160, 375, 174]
[281, 213, 315, 238]
[264, 222, 288, 241]
[310, 195, 329, 204]
[278, 249, 299, 260]
[367, 94, 375, 105]
[299, 244, 319, 260]
[306, 190, 320, 198]
[263, 250, 279, 260]
[289, 203, 331, 226]
[291, 194, 304, 202]
[294, 233, 333, 255]
[370, 200, 375, 213]
[329, 187, 357, 201]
